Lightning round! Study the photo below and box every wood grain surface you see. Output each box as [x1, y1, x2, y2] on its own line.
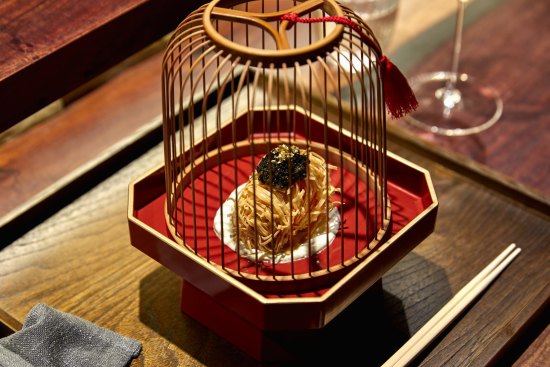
[0, 135, 548, 366]
[0, 46, 166, 245]
[0, 0, 207, 131]
[513, 322, 550, 367]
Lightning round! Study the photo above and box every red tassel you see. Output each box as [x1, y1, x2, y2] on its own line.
[380, 56, 418, 119]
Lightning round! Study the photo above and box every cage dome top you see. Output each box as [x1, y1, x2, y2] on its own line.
[168, 0, 417, 119]
[202, 0, 358, 65]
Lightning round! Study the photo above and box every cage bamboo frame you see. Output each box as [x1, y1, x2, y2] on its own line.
[161, 0, 391, 292]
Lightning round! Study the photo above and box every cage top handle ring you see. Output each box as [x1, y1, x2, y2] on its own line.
[205, 0, 344, 55]
[281, 12, 418, 119]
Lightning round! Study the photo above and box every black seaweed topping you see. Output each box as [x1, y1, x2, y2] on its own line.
[256, 145, 307, 189]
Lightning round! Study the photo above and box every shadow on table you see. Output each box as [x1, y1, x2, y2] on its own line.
[138, 252, 450, 366]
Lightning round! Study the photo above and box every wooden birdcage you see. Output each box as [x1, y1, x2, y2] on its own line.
[128, 0, 437, 362]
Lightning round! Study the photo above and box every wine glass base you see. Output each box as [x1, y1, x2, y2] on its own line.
[405, 72, 503, 136]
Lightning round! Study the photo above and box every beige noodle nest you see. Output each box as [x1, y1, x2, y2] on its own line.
[233, 149, 339, 256]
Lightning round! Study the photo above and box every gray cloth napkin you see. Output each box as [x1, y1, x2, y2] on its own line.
[0, 303, 141, 367]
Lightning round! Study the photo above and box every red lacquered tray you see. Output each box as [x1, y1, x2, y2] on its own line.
[128, 149, 437, 329]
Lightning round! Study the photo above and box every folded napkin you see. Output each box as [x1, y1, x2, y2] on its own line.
[0, 304, 141, 367]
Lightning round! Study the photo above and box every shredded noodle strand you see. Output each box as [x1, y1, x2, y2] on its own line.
[233, 150, 338, 255]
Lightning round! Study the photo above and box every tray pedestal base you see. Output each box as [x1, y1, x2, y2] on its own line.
[181, 279, 384, 362]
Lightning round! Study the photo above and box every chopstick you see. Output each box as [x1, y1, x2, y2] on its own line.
[382, 243, 521, 367]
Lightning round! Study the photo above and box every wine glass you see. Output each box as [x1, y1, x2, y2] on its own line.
[404, 0, 503, 136]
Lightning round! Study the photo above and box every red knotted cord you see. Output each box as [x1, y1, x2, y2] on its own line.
[280, 13, 418, 119]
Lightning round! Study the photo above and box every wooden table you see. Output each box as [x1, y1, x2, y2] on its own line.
[0, 0, 548, 366]
[0, 0, 209, 132]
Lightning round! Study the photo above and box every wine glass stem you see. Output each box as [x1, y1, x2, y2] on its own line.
[447, 0, 467, 90]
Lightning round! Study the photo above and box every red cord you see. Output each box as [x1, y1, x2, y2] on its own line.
[280, 13, 380, 56]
